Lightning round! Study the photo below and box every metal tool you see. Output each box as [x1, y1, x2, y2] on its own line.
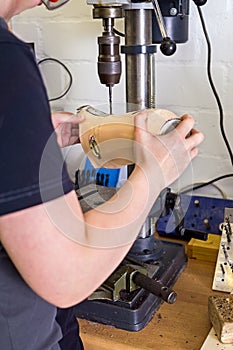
[151, 0, 176, 55]
[89, 0, 190, 110]
[212, 208, 233, 293]
[92, 5, 123, 112]
[75, 182, 186, 330]
[75, 0, 208, 332]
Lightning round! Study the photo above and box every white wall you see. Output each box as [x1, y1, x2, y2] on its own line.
[12, 0, 233, 198]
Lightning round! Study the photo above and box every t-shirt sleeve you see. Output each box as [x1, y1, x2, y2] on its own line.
[0, 37, 74, 216]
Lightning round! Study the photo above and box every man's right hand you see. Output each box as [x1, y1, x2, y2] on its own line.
[133, 110, 204, 188]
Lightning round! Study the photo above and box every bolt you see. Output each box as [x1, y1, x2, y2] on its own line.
[170, 7, 178, 16]
[204, 219, 210, 230]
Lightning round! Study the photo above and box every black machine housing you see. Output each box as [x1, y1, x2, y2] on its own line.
[152, 0, 190, 44]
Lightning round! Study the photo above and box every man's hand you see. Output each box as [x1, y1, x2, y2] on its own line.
[134, 110, 204, 188]
[51, 111, 84, 148]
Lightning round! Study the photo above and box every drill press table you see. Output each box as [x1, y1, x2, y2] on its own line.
[78, 254, 217, 350]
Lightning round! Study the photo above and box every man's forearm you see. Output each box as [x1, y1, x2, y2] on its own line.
[83, 165, 163, 248]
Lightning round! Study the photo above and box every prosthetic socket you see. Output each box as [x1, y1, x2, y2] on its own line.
[77, 105, 180, 169]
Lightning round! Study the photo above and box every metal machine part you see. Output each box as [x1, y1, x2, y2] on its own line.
[158, 195, 233, 238]
[77, 0, 188, 331]
[88, 262, 177, 304]
[151, 0, 177, 55]
[212, 208, 233, 293]
[121, 4, 158, 253]
[92, 5, 123, 113]
[87, 0, 207, 243]
[77, 0, 206, 331]
[93, 5, 123, 87]
[75, 183, 216, 330]
[75, 183, 187, 331]
[89, 0, 191, 110]
[152, 0, 190, 45]
[75, 241, 186, 331]
[122, 4, 157, 110]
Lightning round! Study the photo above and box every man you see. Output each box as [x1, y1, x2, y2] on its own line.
[0, 0, 204, 349]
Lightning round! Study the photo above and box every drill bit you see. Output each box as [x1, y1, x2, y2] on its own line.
[108, 85, 113, 114]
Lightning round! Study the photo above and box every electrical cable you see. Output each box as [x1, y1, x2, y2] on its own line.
[180, 173, 233, 195]
[180, 182, 227, 198]
[38, 57, 73, 102]
[196, 6, 233, 165]
[113, 28, 125, 37]
[180, 5, 233, 197]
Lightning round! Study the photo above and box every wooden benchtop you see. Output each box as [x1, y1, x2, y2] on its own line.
[78, 253, 220, 350]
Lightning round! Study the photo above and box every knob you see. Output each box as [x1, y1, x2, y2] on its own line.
[160, 37, 177, 56]
[193, 0, 207, 6]
[151, 0, 177, 56]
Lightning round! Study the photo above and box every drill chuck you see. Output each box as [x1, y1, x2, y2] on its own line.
[97, 34, 121, 87]
[92, 5, 123, 90]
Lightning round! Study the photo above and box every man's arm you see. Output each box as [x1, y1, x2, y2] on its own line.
[0, 166, 158, 308]
[0, 113, 204, 308]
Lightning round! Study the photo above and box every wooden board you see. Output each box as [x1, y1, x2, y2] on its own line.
[209, 295, 233, 343]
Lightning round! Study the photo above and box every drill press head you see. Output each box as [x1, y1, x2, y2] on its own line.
[93, 6, 123, 89]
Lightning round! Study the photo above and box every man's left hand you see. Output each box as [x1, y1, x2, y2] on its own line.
[51, 112, 84, 148]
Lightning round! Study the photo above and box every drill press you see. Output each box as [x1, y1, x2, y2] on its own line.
[75, 0, 194, 331]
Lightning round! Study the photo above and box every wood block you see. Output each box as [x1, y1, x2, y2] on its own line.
[187, 234, 221, 262]
[208, 295, 233, 344]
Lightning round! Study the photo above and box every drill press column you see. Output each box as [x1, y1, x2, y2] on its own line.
[121, 4, 158, 245]
[122, 5, 157, 111]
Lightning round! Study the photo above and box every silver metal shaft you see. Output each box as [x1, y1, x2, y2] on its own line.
[108, 85, 113, 114]
[124, 8, 156, 112]
[124, 8, 156, 238]
[151, 0, 168, 39]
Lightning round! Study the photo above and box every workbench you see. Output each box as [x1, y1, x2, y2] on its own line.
[78, 252, 219, 350]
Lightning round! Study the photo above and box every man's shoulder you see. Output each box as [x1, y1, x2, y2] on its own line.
[0, 26, 36, 77]
[0, 30, 20, 44]
[0, 21, 26, 48]
[0, 17, 7, 30]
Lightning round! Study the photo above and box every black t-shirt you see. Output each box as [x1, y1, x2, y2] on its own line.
[0, 22, 73, 215]
[0, 18, 82, 349]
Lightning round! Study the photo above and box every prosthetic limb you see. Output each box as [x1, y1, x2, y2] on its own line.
[77, 105, 180, 168]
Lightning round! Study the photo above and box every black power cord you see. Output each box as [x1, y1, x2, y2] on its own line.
[181, 3, 233, 196]
[196, 5, 233, 165]
[181, 173, 233, 195]
[113, 28, 125, 37]
[38, 57, 73, 102]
